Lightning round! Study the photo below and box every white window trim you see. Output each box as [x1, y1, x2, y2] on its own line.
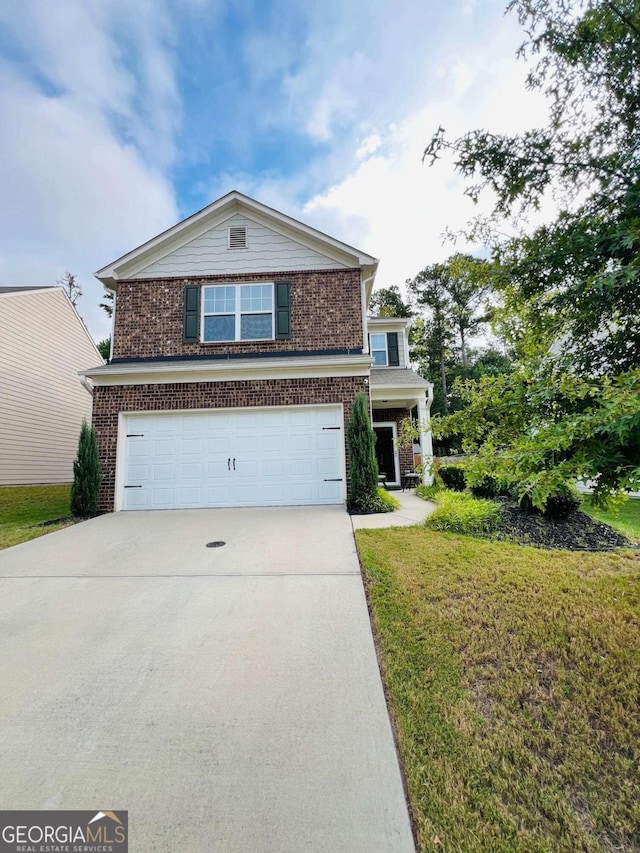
[201, 282, 275, 343]
[369, 333, 388, 367]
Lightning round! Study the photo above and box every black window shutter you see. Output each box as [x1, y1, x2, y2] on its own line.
[387, 332, 399, 366]
[275, 281, 291, 339]
[184, 285, 200, 343]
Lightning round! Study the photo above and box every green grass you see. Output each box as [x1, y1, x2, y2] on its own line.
[581, 496, 640, 543]
[425, 489, 503, 535]
[0, 484, 73, 550]
[356, 526, 640, 852]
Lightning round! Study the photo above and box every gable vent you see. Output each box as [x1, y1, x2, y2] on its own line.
[228, 225, 247, 249]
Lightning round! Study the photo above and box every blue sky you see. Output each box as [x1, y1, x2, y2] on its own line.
[0, 0, 547, 343]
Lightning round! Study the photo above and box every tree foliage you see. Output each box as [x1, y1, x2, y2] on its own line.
[100, 290, 114, 317]
[407, 254, 501, 414]
[369, 285, 413, 317]
[425, 0, 640, 506]
[97, 338, 111, 361]
[346, 393, 381, 512]
[425, 0, 640, 375]
[57, 271, 82, 307]
[70, 421, 102, 518]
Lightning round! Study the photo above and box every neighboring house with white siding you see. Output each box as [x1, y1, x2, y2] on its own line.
[0, 286, 103, 485]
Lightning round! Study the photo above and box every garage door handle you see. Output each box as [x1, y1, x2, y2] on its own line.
[233, 458, 236, 470]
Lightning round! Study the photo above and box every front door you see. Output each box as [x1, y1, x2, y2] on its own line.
[373, 424, 399, 486]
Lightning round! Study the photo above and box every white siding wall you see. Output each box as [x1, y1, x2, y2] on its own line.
[134, 214, 348, 278]
[0, 289, 101, 485]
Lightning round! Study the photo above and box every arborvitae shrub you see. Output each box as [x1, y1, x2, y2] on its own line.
[70, 421, 102, 518]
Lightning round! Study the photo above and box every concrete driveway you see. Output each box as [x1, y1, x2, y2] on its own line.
[0, 507, 415, 852]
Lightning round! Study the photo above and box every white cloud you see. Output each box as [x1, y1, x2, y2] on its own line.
[0, 1, 181, 343]
[300, 11, 551, 299]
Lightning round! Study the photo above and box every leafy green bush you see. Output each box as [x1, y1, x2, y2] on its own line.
[544, 487, 581, 520]
[426, 490, 503, 535]
[439, 465, 466, 492]
[377, 487, 401, 512]
[70, 422, 102, 518]
[521, 484, 581, 520]
[468, 474, 501, 499]
[416, 483, 441, 501]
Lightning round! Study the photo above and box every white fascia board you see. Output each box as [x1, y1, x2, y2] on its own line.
[95, 190, 378, 284]
[371, 387, 429, 402]
[81, 355, 373, 387]
[366, 317, 412, 329]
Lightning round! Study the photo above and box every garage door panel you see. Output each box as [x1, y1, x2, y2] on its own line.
[317, 456, 340, 475]
[155, 415, 181, 433]
[128, 440, 150, 458]
[123, 406, 344, 510]
[153, 439, 175, 456]
[151, 488, 175, 507]
[318, 482, 342, 501]
[207, 437, 228, 455]
[153, 463, 175, 481]
[180, 462, 203, 480]
[180, 487, 204, 506]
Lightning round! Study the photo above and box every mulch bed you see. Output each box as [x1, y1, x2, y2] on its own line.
[490, 504, 632, 551]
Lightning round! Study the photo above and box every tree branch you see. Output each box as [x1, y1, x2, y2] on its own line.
[606, 2, 640, 38]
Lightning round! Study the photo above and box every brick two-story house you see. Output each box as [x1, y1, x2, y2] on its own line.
[82, 191, 432, 511]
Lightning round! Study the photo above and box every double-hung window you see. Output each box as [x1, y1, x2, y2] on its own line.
[370, 333, 388, 366]
[202, 283, 274, 342]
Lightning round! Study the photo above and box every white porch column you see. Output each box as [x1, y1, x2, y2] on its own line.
[417, 391, 434, 484]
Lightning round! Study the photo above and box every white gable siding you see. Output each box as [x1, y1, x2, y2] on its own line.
[0, 289, 100, 485]
[133, 214, 348, 278]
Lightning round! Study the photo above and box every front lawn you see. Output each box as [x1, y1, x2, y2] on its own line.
[356, 527, 640, 852]
[581, 497, 640, 543]
[0, 484, 73, 550]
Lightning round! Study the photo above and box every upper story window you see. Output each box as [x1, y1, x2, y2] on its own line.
[202, 283, 274, 342]
[370, 333, 388, 366]
[369, 330, 401, 367]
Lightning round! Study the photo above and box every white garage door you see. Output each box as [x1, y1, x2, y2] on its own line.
[121, 406, 345, 510]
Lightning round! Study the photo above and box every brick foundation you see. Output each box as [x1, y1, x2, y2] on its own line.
[93, 376, 368, 511]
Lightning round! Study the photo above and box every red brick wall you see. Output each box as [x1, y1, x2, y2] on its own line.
[113, 268, 363, 360]
[372, 408, 414, 479]
[93, 376, 368, 511]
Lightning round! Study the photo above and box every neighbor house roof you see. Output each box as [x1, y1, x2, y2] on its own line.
[0, 286, 54, 295]
[95, 190, 379, 294]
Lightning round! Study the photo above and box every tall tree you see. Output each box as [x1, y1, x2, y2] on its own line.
[425, 0, 640, 376]
[424, 0, 640, 505]
[408, 264, 454, 412]
[369, 285, 413, 317]
[57, 271, 82, 307]
[444, 254, 493, 370]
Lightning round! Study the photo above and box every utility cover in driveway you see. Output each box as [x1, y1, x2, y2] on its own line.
[122, 405, 344, 510]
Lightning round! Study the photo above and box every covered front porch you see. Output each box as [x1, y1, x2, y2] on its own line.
[369, 368, 433, 488]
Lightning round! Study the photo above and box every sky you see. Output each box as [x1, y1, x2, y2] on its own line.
[0, 0, 549, 344]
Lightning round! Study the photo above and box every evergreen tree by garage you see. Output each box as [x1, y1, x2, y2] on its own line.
[70, 421, 102, 518]
[346, 393, 381, 512]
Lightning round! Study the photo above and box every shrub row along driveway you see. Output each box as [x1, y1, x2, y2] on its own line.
[0, 507, 414, 852]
